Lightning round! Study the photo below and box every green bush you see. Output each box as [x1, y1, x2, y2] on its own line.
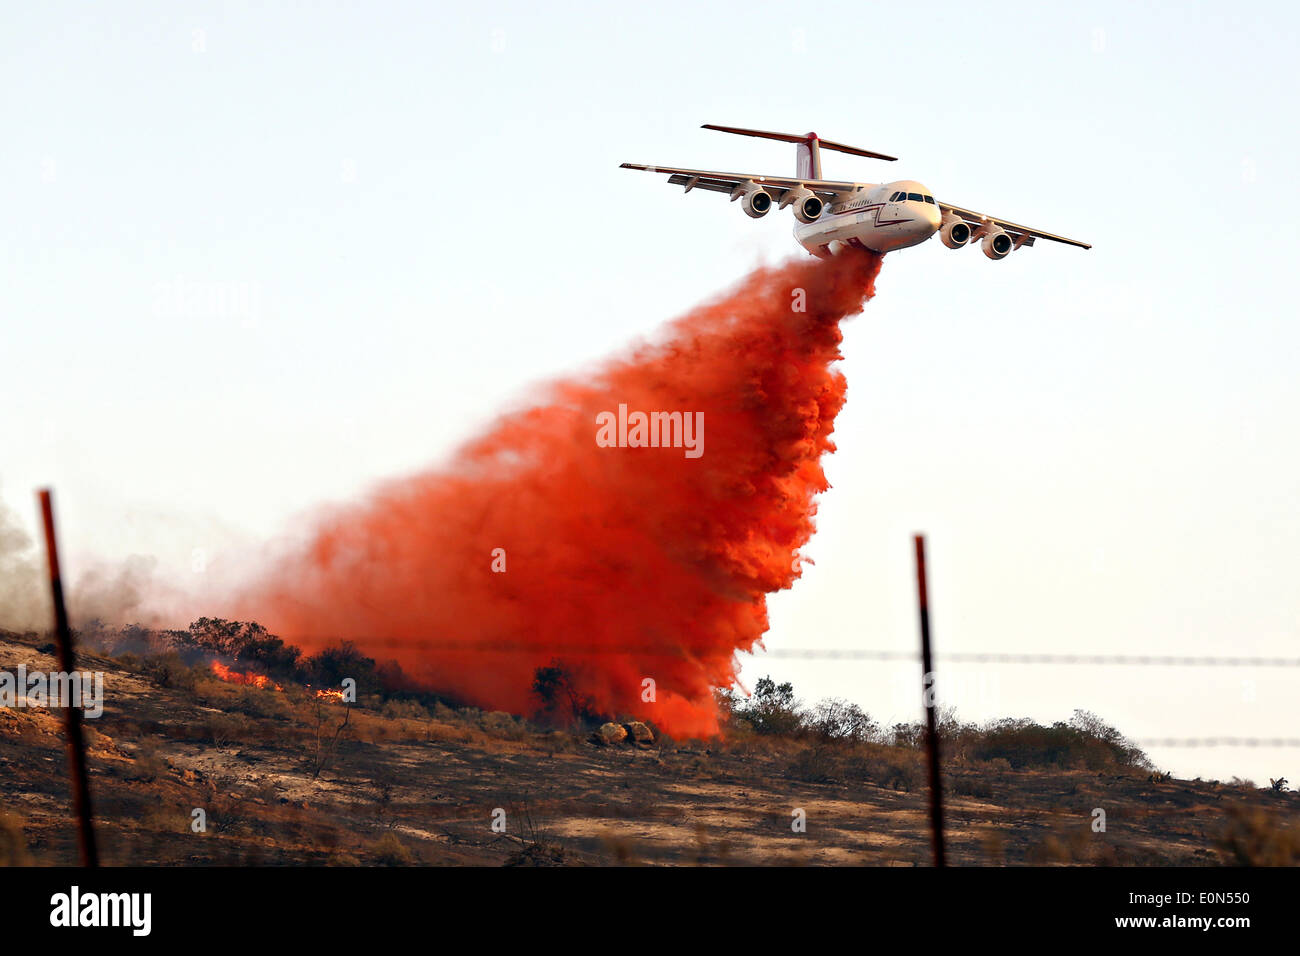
[730, 677, 804, 736]
[302, 641, 379, 696]
[968, 711, 1149, 771]
[182, 618, 302, 679]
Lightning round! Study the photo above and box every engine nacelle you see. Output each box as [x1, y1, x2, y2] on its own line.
[780, 186, 824, 224]
[981, 228, 1014, 260]
[742, 189, 772, 219]
[731, 181, 773, 218]
[940, 216, 972, 249]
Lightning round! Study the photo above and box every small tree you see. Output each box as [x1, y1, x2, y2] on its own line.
[306, 695, 353, 780]
[182, 618, 302, 679]
[892, 721, 925, 749]
[303, 641, 378, 694]
[734, 676, 804, 736]
[532, 660, 599, 727]
[809, 698, 877, 743]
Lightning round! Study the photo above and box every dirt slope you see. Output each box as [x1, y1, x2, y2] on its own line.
[1, 631, 1295, 866]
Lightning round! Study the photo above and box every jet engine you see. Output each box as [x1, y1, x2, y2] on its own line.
[780, 186, 824, 223]
[940, 216, 972, 249]
[981, 228, 1014, 260]
[731, 181, 773, 219]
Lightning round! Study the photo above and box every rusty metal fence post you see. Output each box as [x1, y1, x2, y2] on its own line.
[914, 534, 945, 867]
[39, 489, 99, 867]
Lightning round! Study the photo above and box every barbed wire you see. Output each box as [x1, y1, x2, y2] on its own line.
[148, 634, 1298, 668]
[763, 649, 1300, 667]
[1132, 737, 1300, 748]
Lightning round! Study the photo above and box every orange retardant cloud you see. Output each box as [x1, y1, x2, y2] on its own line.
[237, 248, 883, 737]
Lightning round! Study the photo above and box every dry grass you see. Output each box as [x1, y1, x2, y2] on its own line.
[1, 628, 1296, 867]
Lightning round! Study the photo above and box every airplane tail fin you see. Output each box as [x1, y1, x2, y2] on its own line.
[701, 124, 897, 181]
[796, 137, 822, 181]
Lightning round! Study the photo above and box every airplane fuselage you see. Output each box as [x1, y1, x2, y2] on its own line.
[794, 179, 941, 259]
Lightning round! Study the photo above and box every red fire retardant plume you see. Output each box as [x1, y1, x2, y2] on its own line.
[241, 249, 883, 736]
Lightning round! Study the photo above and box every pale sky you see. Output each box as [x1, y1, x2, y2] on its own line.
[2, 1, 1297, 784]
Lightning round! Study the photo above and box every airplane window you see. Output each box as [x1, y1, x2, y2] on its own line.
[924, 195, 936, 204]
[889, 192, 901, 201]
[907, 192, 923, 202]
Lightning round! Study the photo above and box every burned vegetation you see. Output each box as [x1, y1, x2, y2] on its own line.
[1, 623, 1297, 867]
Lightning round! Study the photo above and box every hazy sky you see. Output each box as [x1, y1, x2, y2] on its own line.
[2, 1, 1297, 784]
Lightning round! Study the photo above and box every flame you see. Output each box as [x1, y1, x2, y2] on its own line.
[238, 249, 884, 736]
[210, 659, 283, 692]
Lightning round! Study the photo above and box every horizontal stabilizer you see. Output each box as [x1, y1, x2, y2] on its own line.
[701, 124, 897, 162]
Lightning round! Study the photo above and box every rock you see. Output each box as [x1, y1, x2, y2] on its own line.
[624, 721, 654, 745]
[594, 722, 627, 745]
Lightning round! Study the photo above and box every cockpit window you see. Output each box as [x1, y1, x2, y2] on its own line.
[907, 192, 923, 202]
[924, 195, 936, 204]
[888, 191, 901, 202]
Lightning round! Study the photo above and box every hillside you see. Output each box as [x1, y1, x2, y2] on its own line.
[1, 628, 1296, 867]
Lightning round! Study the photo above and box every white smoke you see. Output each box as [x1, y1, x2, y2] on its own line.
[72, 553, 161, 626]
[0, 500, 49, 632]
[0, 498, 168, 633]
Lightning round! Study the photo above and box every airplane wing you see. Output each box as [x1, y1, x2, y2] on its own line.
[938, 201, 1091, 250]
[620, 163, 865, 201]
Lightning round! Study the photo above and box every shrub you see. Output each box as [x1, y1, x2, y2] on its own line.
[788, 745, 843, 783]
[808, 698, 877, 743]
[208, 714, 250, 748]
[1219, 807, 1300, 865]
[381, 698, 430, 721]
[0, 812, 31, 866]
[371, 833, 415, 866]
[479, 710, 524, 738]
[951, 776, 994, 799]
[731, 676, 804, 736]
[846, 746, 924, 792]
[891, 722, 925, 750]
[302, 641, 379, 695]
[139, 653, 199, 693]
[501, 795, 566, 866]
[967, 712, 1150, 771]
[230, 686, 290, 721]
[126, 742, 169, 783]
[305, 696, 353, 780]
[532, 661, 601, 726]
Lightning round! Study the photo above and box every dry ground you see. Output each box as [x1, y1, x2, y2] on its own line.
[1, 630, 1296, 866]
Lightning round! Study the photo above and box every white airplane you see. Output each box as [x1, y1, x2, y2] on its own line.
[622, 124, 1090, 259]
